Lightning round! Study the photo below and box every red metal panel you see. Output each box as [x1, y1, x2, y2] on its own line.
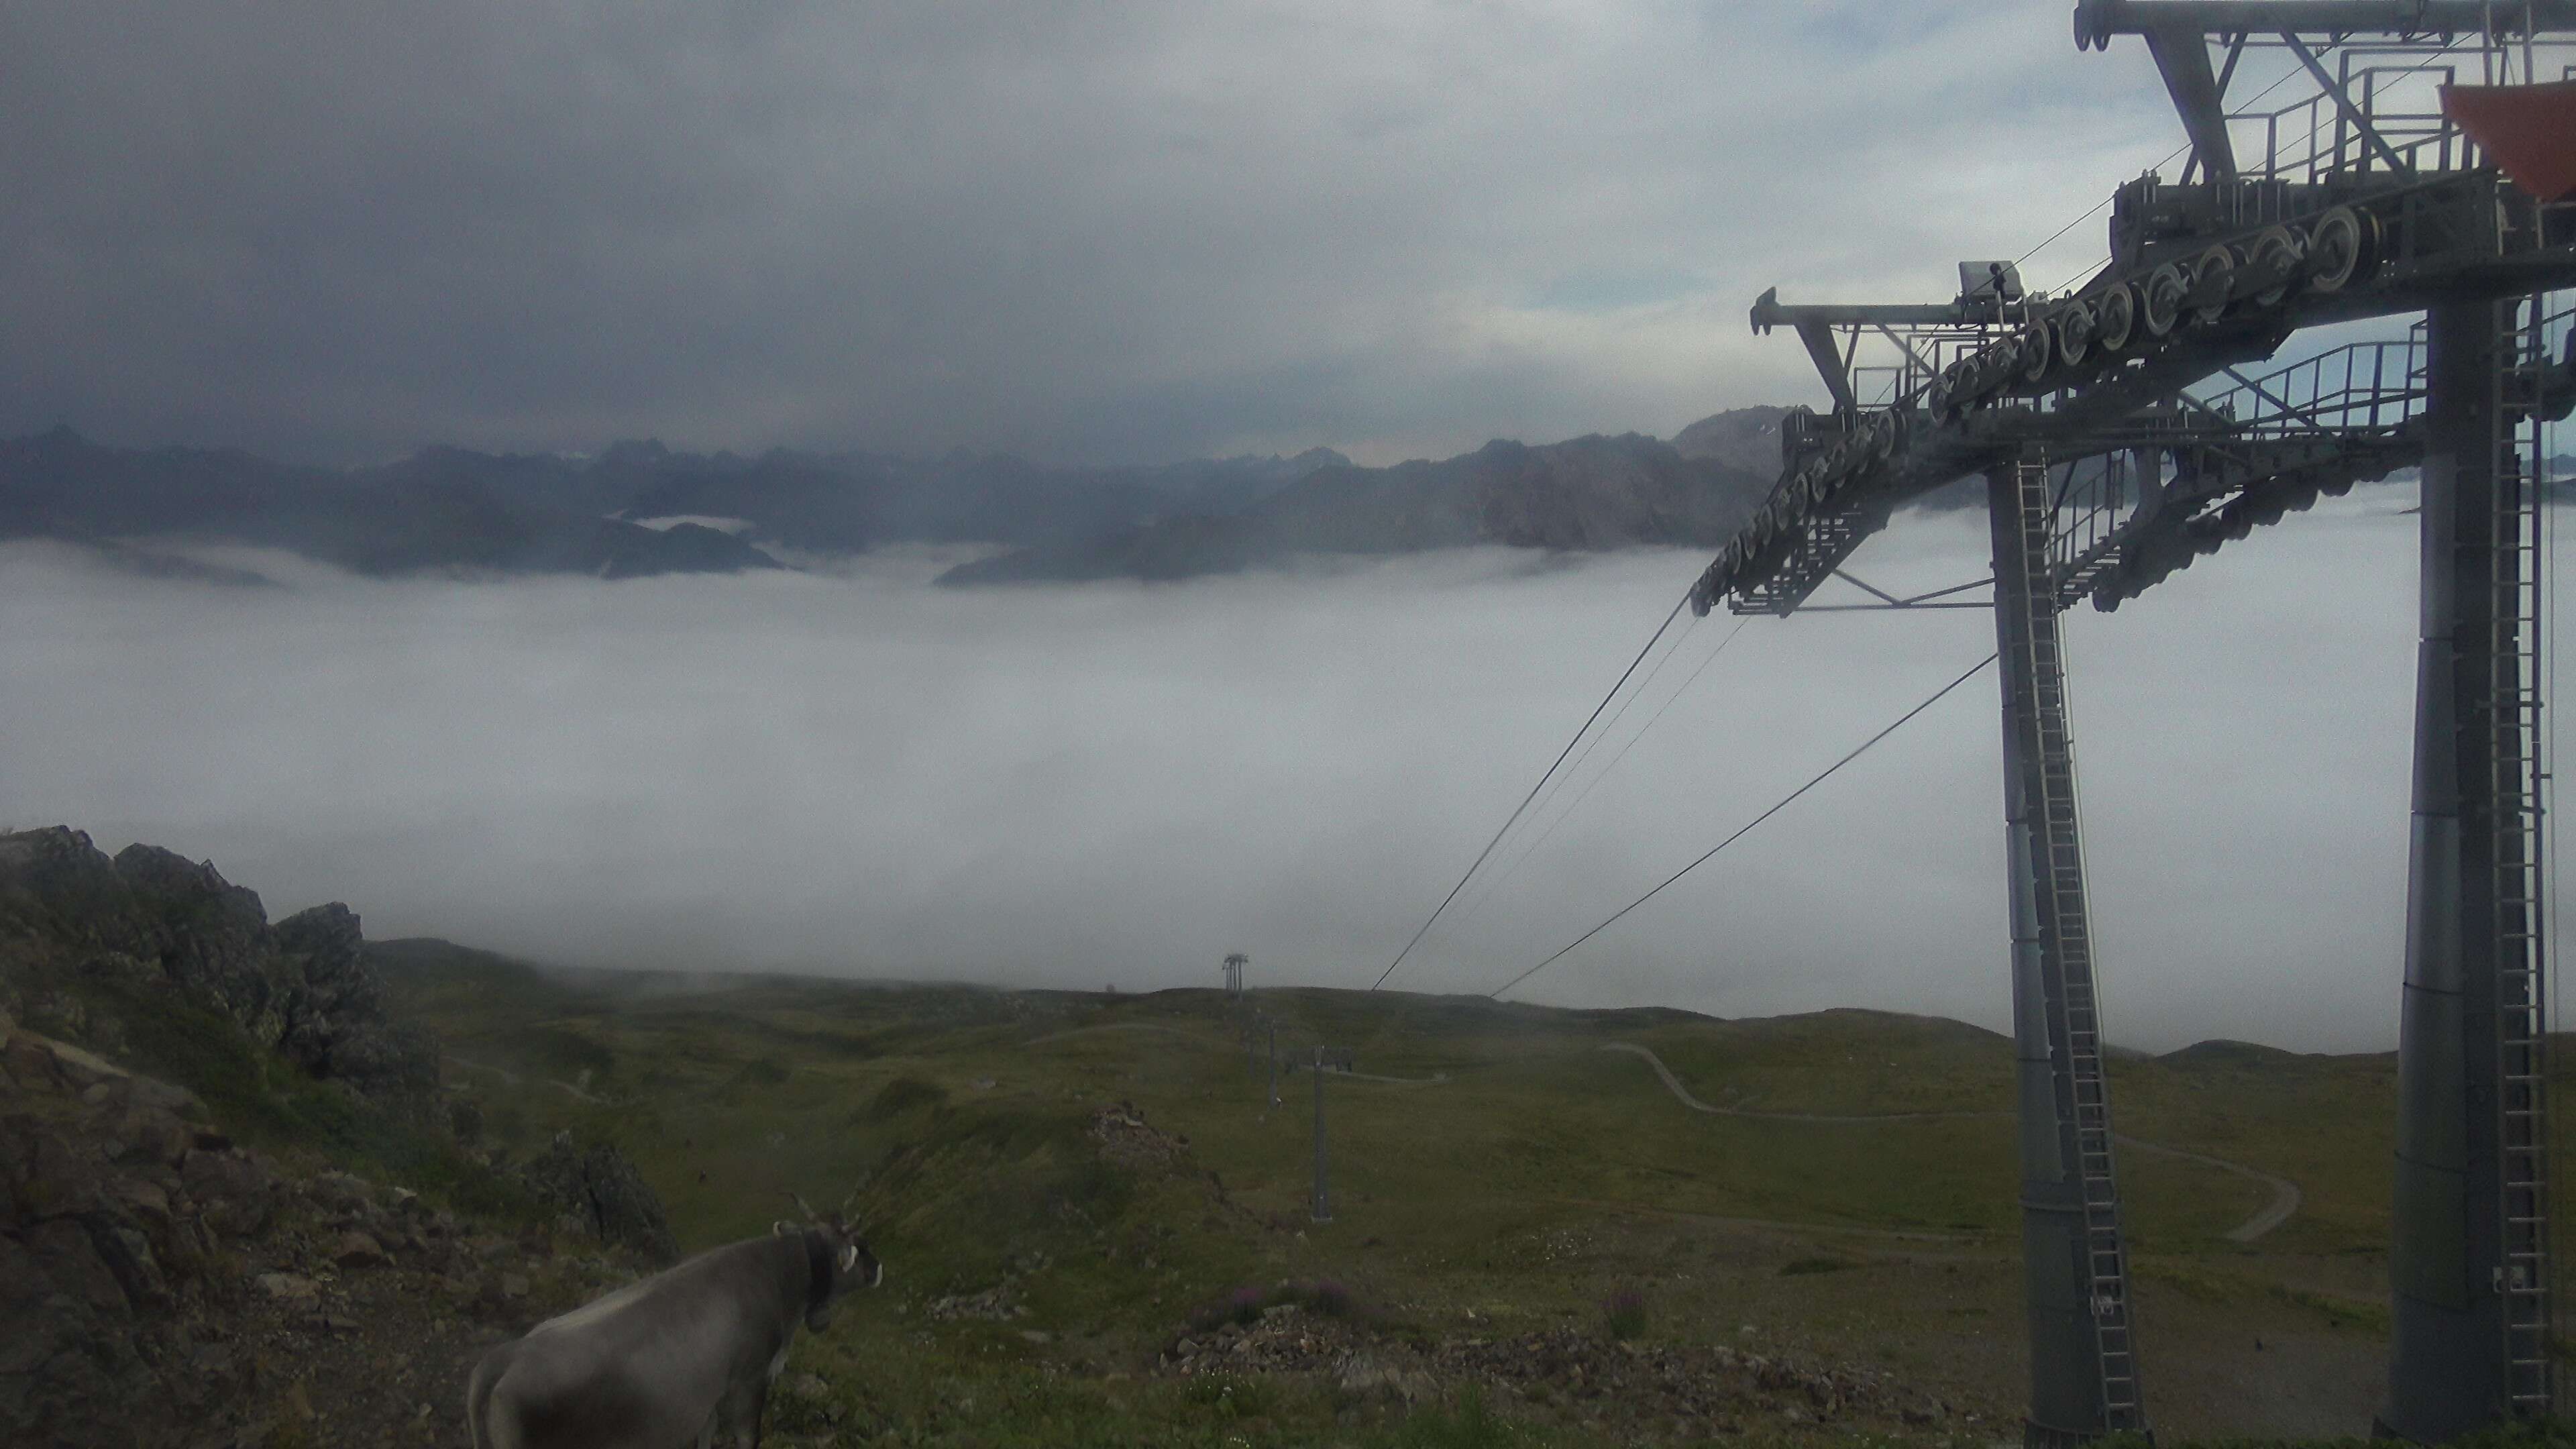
[2440, 81, 2576, 203]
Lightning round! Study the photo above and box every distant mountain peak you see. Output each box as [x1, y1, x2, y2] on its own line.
[1670, 405, 1791, 479]
[598, 438, 673, 468]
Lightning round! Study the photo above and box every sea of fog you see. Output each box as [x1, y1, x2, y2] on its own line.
[0, 488, 2544, 1052]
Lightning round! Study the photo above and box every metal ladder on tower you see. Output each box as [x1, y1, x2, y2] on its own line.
[2010, 459, 2145, 1432]
[2491, 295, 2556, 1416]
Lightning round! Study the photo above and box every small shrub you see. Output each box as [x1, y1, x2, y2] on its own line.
[1601, 1285, 1648, 1340]
[869, 1076, 949, 1118]
[732, 1059, 790, 1087]
[1309, 1278, 1354, 1318]
[1780, 1256, 1853, 1277]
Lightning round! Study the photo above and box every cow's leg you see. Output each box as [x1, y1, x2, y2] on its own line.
[718, 1377, 767, 1449]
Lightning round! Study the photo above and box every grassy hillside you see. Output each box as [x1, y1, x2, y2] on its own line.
[373, 941, 2491, 1445]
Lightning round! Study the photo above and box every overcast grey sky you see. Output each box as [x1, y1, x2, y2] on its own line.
[0, 486, 2496, 1054]
[1, 0, 2188, 465]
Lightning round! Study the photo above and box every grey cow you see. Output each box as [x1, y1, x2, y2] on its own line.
[467, 1203, 881, 1449]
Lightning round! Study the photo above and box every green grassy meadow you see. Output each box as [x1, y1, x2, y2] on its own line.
[371, 939, 2525, 1446]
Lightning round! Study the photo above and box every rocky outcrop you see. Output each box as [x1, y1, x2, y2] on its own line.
[272, 902, 441, 1109]
[517, 1132, 681, 1265]
[0, 1007, 645, 1448]
[0, 827, 440, 1122]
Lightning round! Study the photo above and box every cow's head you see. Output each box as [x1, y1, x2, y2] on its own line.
[778, 1190, 883, 1330]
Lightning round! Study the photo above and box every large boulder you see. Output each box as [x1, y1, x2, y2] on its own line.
[274, 905, 439, 1119]
[518, 1133, 680, 1265]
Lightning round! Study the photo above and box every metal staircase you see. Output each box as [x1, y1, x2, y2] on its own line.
[2492, 296, 2557, 1415]
[1999, 459, 2145, 1436]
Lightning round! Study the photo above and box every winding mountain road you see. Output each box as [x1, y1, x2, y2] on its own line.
[1601, 1042, 2301, 1244]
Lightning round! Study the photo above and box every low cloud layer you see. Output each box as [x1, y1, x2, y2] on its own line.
[0, 493, 2511, 1052]
[3, 1, 2193, 465]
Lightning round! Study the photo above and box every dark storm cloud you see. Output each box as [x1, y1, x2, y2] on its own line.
[3, 1, 2188, 465]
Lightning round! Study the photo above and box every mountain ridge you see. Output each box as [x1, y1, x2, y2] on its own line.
[1, 413, 1788, 584]
[936, 431, 1777, 585]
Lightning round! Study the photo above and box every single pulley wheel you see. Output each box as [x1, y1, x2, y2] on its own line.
[1813, 455, 1846, 504]
[2243, 225, 2303, 309]
[2140, 263, 2186, 337]
[2019, 321, 2055, 385]
[2187, 244, 2234, 326]
[2092, 282, 2138, 354]
[1866, 409, 1899, 459]
[1973, 339, 2015, 397]
[2306, 207, 2376, 294]
[2054, 299, 2096, 370]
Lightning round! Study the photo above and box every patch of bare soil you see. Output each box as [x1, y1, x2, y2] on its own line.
[1087, 1102, 1192, 1170]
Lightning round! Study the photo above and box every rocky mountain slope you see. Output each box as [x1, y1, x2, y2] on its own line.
[0, 428, 785, 582]
[5, 411, 1798, 586]
[0, 828, 677, 1448]
[0, 427, 1336, 582]
[1668, 404, 1791, 478]
[938, 431, 1775, 585]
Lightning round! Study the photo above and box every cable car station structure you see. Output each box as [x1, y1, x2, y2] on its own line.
[1696, 3, 2576, 1441]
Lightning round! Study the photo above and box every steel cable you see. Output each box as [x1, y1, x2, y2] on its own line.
[1370, 589, 1694, 991]
[1488, 651, 1998, 1000]
[1458, 616, 1754, 922]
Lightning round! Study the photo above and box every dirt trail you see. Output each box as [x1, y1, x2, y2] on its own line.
[1603, 1042, 2300, 1244]
[444, 1053, 612, 1105]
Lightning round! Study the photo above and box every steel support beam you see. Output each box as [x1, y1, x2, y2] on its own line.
[2142, 24, 2238, 186]
[2075, 0, 2576, 46]
[2383, 298, 2552, 1440]
[1311, 1047, 1333, 1223]
[1990, 461, 2146, 1448]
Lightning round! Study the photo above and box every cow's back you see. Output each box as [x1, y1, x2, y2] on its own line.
[469, 1240, 785, 1449]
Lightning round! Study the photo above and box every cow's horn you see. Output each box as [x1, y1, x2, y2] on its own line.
[787, 1189, 821, 1222]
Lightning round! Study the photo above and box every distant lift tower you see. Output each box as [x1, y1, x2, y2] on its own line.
[1223, 953, 1248, 997]
[1690, 1, 2576, 1442]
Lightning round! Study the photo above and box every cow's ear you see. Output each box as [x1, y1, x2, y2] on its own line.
[773, 1220, 795, 1237]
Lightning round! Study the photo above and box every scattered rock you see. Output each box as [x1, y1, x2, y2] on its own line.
[257, 1273, 320, 1301]
[331, 1231, 390, 1269]
[1163, 1309, 1929, 1436]
[926, 1283, 1026, 1322]
[1088, 1103, 1189, 1170]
